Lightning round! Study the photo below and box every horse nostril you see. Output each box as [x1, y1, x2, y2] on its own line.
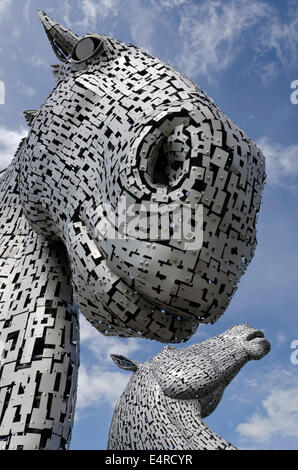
[144, 124, 191, 190]
[149, 136, 171, 186]
[245, 330, 264, 342]
[149, 136, 187, 187]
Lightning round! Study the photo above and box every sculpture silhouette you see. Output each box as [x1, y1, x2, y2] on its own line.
[0, 12, 265, 449]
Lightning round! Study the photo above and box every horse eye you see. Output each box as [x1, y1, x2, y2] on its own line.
[71, 36, 102, 63]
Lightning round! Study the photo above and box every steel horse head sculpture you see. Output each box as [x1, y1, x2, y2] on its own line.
[108, 324, 270, 450]
[0, 12, 265, 449]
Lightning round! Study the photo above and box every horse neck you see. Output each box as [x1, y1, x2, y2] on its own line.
[109, 369, 190, 450]
[0, 160, 25, 242]
[0, 160, 39, 316]
[109, 368, 234, 450]
[164, 394, 235, 449]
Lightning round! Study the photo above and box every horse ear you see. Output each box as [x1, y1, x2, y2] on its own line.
[23, 110, 39, 126]
[38, 11, 80, 62]
[111, 354, 139, 372]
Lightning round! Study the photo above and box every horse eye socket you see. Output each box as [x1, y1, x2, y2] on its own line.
[71, 36, 102, 63]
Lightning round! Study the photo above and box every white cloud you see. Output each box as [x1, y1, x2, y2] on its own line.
[126, 0, 177, 54]
[276, 331, 287, 348]
[76, 363, 130, 409]
[249, 6, 298, 84]
[258, 62, 279, 86]
[79, 0, 98, 29]
[31, 54, 50, 69]
[257, 137, 298, 188]
[60, 0, 72, 27]
[76, 316, 143, 413]
[228, 393, 252, 404]
[76, 0, 120, 30]
[24, 0, 32, 24]
[0, 0, 11, 22]
[75, 0, 167, 53]
[80, 315, 143, 362]
[177, 0, 272, 80]
[259, 8, 298, 69]
[127, 4, 157, 53]
[223, 364, 298, 445]
[16, 81, 36, 99]
[174, 0, 298, 82]
[0, 126, 28, 170]
[12, 27, 20, 39]
[0, 81, 4, 105]
[237, 386, 298, 443]
[151, 0, 189, 8]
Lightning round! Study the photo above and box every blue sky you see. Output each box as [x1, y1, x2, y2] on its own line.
[0, 0, 298, 450]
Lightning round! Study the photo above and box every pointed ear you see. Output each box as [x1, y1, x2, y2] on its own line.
[38, 11, 80, 62]
[23, 110, 39, 126]
[111, 354, 139, 372]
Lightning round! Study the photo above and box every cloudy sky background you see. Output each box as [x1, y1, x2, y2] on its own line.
[0, 0, 298, 450]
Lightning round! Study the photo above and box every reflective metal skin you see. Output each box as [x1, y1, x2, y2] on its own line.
[108, 324, 270, 450]
[0, 11, 265, 450]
